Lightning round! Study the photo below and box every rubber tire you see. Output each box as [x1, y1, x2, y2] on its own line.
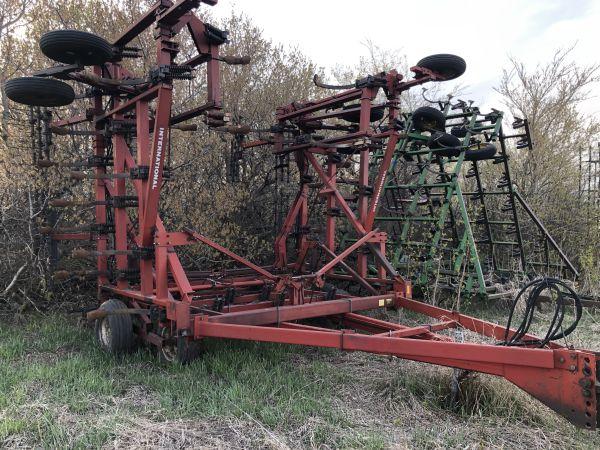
[3, 77, 75, 107]
[451, 125, 468, 138]
[412, 106, 445, 132]
[427, 131, 461, 157]
[416, 54, 466, 80]
[159, 334, 203, 365]
[337, 144, 360, 155]
[40, 30, 114, 66]
[465, 143, 497, 161]
[94, 299, 135, 355]
[322, 283, 350, 300]
[340, 105, 385, 123]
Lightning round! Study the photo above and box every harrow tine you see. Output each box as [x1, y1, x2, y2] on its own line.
[53, 269, 109, 280]
[37, 159, 57, 168]
[171, 123, 198, 131]
[49, 198, 94, 207]
[214, 124, 251, 135]
[219, 55, 251, 65]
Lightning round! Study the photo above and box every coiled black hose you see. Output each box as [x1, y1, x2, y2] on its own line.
[502, 277, 582, 347]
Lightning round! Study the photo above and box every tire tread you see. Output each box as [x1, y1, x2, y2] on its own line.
[40, 30, 113, 65]
[465, 143, 497, 161]
[416, 54, 466, 80]
[412, 106, 446, 132]
[95, 299, 135, 354]
[4, 77, 74, 107]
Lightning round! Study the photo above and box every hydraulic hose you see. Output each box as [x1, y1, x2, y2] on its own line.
[502, 277, 582, 347]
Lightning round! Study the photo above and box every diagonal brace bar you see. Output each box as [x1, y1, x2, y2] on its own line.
[184, 228, 277, 280]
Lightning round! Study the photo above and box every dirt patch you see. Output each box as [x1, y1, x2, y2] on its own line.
[115, 385, 161, 411]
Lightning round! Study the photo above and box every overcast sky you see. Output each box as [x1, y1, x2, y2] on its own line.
[211, 0, 600, 118]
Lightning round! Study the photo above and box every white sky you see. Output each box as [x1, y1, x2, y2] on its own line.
[212, 0, 600, 118]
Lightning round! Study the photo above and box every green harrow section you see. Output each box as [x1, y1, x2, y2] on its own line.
[379, 102, 495, 297]
[339, 100, 578, 300]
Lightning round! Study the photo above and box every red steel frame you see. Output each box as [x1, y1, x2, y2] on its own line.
[45, 0, 599, 429]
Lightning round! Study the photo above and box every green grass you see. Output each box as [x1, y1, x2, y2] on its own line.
[0, 315, 367, 448]
[1, 311, 600, 448]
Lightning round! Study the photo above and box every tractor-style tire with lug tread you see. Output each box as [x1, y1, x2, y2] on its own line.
[40, 30, 114, 66]
[3, 77, 75, 107]
[95, 299, 135, 354]
[427, 131, 462, 157]
[412, 106, 446, 132]
[415, 54, 466, 80]
[465, 143, 497, 161]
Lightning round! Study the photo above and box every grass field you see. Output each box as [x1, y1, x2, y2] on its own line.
[1, 305, 600, 449]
